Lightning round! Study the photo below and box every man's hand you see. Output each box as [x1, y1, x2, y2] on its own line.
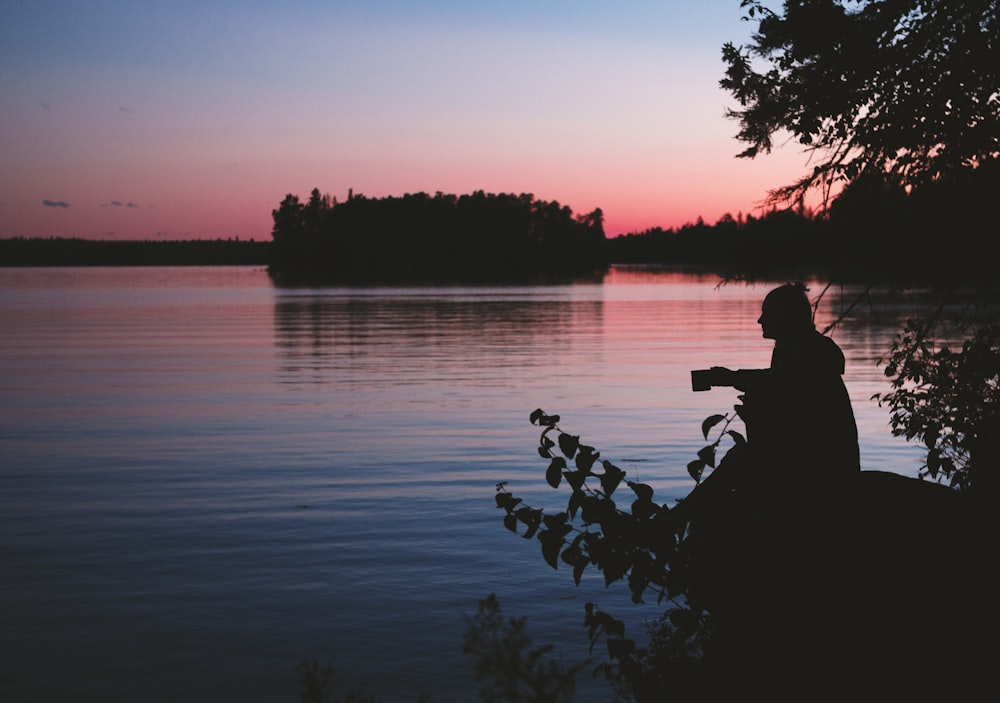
[709, 366, 738, 387]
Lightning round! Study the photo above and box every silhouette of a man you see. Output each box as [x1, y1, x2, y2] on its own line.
[678, 283, 860, 521]
[675, 284, 862, 692]
[713, 282, 859, 483]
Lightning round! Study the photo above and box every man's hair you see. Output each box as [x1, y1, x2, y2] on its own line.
[764, 283, 813, 329]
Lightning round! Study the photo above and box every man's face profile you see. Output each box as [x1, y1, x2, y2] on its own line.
[758, 300, 779, 339]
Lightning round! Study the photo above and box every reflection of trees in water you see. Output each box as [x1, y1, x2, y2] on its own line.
[273, 294, 605, 383]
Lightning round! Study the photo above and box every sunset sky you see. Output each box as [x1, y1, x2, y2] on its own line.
[1, 0, 814, 241]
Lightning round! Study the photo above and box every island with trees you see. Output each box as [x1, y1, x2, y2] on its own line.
[267, 189, 609, 283]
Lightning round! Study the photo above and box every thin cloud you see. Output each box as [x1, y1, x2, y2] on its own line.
[42, 199, 70, 208]
[102, 200, 141, 208]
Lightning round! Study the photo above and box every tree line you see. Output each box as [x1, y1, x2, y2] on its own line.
[610, 158, 999, 283]
[0, 237, 269, 267]
[268, 189, 608, 282]
[4, 162, 995, 280]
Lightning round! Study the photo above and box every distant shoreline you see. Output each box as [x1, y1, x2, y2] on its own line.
[0, 236, 987, 289]
[0, 237, 270, 267]
[0, 237, 786, 281]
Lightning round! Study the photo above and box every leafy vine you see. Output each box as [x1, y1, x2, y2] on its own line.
[493, 408, 745, 692]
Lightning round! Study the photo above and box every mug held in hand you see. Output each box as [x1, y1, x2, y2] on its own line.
[691, 369, 712, 392]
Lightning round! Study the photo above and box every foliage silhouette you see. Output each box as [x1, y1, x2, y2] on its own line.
[295, 660, 431, 703]
[874, 305, 1000, 496]
[495, 410, 736, 700]
[713, 0, 1000, 284]
[721, 0, 1000, 208]
[462, 593, 585, 703]
[496, 407, 985, 700]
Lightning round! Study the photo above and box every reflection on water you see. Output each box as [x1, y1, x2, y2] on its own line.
[274, 292, 606, 387]
[0, 266, 930, 703]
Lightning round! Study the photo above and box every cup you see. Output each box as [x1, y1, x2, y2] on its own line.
[691, 369, 712, 392]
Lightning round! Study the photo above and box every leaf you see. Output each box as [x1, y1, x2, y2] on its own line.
[599, 461, 625, 498]
[664, 569, 686, 598]
[595, 612, 626, 640]
[687, 459, 706, 483]
[564, 470, 587, 492]
[545, 457, 567, 488]
[628, 481, 654, 502]
[558, 433, 580, 458]
[606, 638, 636, 661]
[503, 514, 518, 533]
[495, 493, 522, 512]
[941, 457, 956, 478]
[569, 531, 588, 551]
[628, 566, 648, 604]
[697, 444, 717, 468]
[631, 497, 658, 520]
[538, 530, 565, 569]
[702, 414, 726, 440]
[726, 430, 747, 446]
[602, 552, 629, 586]
[515, 507, 543, 539]
[668, 608, 701, 632]
[926, 447, 941, 478]
[529, 409, 560, 426]
[580, 495, 613, 526]
[575, 447, 599, 472]
[923, 425, 940, 449]
[576, 444, 601, 473]
[542, 512, 570, 533]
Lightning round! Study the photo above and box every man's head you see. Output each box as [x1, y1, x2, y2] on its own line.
[758, 283, 813, 339]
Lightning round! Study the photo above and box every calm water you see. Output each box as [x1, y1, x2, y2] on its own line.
[0, 266, 927, 702]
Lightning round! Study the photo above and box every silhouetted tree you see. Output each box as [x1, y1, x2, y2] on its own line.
[721, 0, 1000, 207]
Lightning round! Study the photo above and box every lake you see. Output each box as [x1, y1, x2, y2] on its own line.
[0, 265, 928, 702]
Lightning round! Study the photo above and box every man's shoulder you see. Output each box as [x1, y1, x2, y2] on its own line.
[811, 330, 846, 371]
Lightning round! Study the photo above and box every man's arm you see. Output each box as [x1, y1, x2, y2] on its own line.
[709, 366, 770, 392]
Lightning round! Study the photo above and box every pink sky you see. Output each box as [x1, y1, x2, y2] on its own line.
[2, 1, 815, 241]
